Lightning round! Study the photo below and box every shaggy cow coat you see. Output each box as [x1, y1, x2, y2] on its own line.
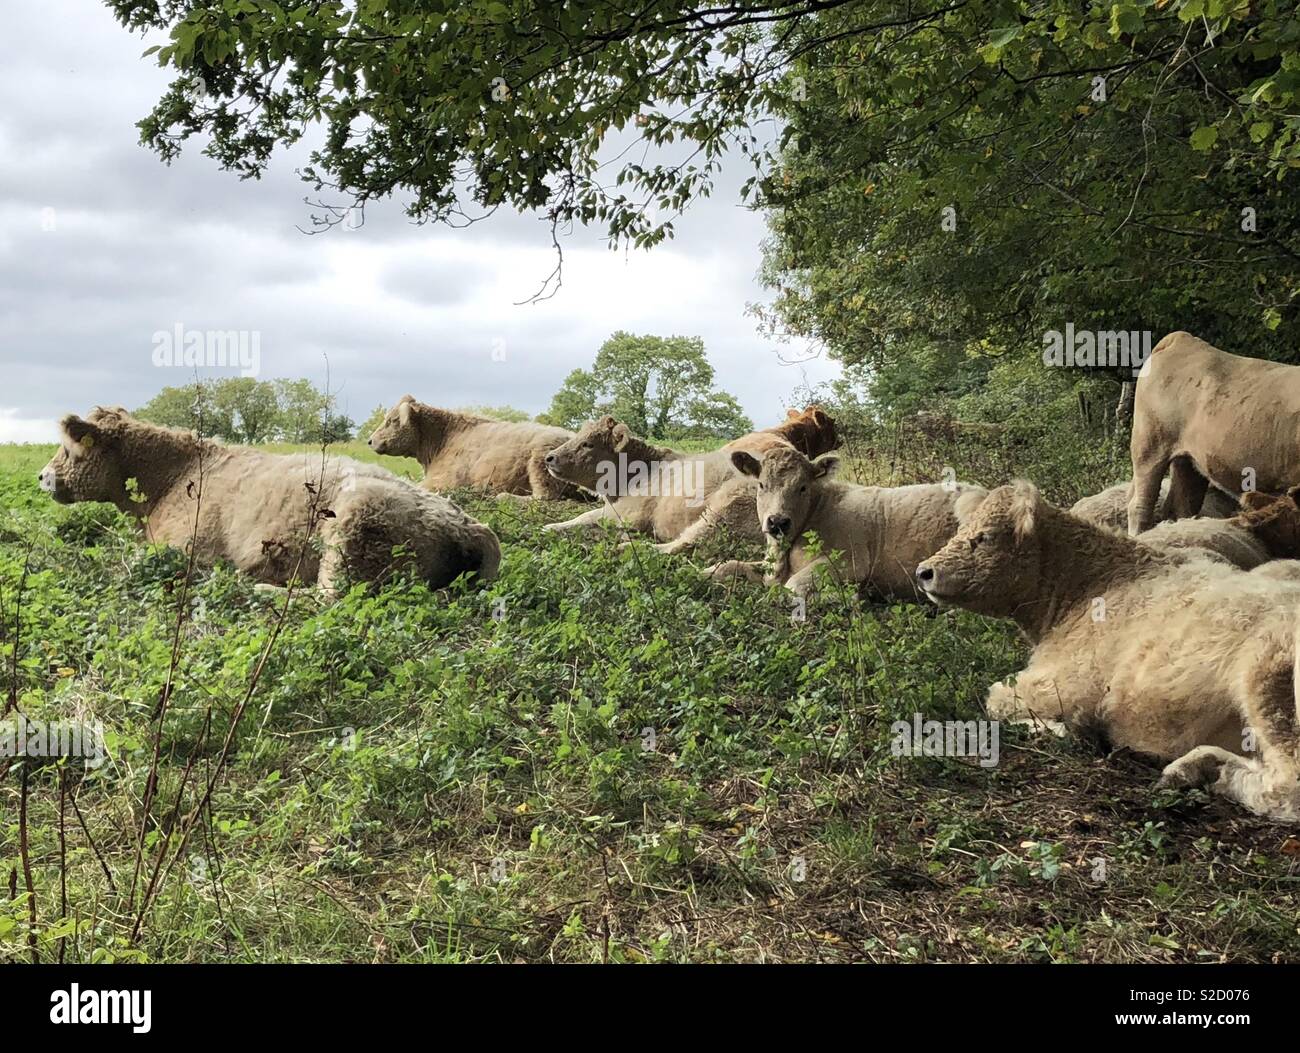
[40, 408, 499, 594]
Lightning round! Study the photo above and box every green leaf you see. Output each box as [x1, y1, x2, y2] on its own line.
[1249, 120, 1274, 143]
[1190, 125, 1219, 151]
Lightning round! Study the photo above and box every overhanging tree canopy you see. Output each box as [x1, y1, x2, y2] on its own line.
[108, 1, 1300, 336]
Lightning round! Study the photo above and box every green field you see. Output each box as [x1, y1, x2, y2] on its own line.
[1, 441, 1297, 963]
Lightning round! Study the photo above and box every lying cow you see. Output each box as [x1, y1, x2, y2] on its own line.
[40, 408, 500, 594]
[916, 481, 1300, 822]
[719, 446, 986, 601]
[1070, 478, 1235, 532]
[368, 396, 582, 499]
[540, 415, 762, 553]
[1128, 331, 1300, 534]
[1238, 485, 1300, 557]
[724, 406, 838, 460]
[1118, 484, 1300, 569]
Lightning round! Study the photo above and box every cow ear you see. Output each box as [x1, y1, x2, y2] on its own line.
[398, 401, 413, 426]
[60, 414, 100, 449]
[1286, 485, 1300, 508]
[731, 451, 761, 478]
[785, 408, 800, 420]
[398, 394, 415, 404]
[1009, 480, 1039, 542]
[954, 489, 987, 525]
[600, 415, 618, 431]
[812, 453, 840, 478]
[611, 423, 631, 451]
[1239, 490, 1273, 512]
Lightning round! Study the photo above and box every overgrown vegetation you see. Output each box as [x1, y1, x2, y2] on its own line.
[3, 435, 1296, 964]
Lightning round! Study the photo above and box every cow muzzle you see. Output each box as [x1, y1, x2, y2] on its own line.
[914, 563, 948, 604]
[37, 468, 57, 494]
[764, 514, 792, 538]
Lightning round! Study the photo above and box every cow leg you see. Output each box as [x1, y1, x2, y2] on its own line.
[312, 518, 352, 600]
[1164, 455, 1209, 521]
[1160, 659, 1300, 820]
[1156, 745, 1300, 820]
[1157, 745, 1250, 792]
[1127, 452, 1170, 535]
[648, 514, 721, 555]
[783, 555, 834, 600]
[651, 483, 760, 556]
[701, 559, 766, 584]
[985, 667, 1075, 726]
[542, 504, 620, 533]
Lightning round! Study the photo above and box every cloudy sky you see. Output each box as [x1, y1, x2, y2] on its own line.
[0, 1, 841, 444]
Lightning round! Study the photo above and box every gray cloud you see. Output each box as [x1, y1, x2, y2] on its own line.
[0, 0, 840, 443]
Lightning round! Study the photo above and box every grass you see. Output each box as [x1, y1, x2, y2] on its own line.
[1, 439, 1297, 963]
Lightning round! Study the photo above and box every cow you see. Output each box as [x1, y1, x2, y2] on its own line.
[1237, 485, 1300, 558]
[39, 408, 499, 595]
[1070, 478, 1235, 532]
[916, 481, 1300, 821]
[720, 446, 986, 601]
[1134, 516, 1270, 569]
[540, 415, 763, 554]
[368, 396, 582, 500]
[724, 406, 839, 460]
[1114, 482, 1300, 570]
[1128, 332, 1300, 534]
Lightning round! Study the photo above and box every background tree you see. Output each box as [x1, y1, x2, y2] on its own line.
[457, 405, 534, 423]
[275, 378, 332, 443]
[541, 332, 752, 439]
[136, 378, 352, 444]
[537, 369, 602, 431]
[135, 382, 231, 438]
[209, 378, 279, 444]
[356, 404, 388, 441]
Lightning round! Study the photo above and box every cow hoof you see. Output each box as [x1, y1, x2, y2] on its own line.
[1157, 746, 1230, 790]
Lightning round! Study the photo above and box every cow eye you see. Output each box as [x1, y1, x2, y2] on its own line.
[800, 485, 807, 493]
[968, 532, 985, 552]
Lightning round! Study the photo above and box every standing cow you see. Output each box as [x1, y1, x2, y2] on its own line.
[1128, 332, 1300, 534]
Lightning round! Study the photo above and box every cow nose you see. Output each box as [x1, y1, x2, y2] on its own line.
[367, 437, 374, 448]
[544, 452, 556, 465]
[916, 564, 935, 586]
[765, 515, 792, 537]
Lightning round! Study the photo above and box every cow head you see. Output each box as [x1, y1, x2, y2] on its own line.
[1236, 486, 1300, 558]
[368, 395, 421, 456]
[39, 410, 130, 507]
[730, 446, 839, 542]
[779, 406, 839, 458]
[544, 415, 632, 490]
[915, 480, 1044, 617]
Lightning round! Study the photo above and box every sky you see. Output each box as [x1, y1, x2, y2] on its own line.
[0, 1, 842, 444]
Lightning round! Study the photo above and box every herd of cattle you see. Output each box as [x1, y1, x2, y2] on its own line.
[30, 331, 1300, 822]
